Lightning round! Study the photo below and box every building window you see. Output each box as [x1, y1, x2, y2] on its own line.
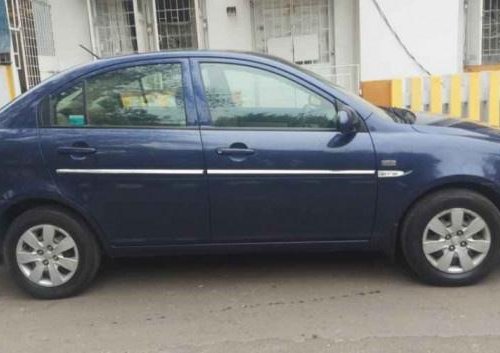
[156, 0, 198, 50]
[92, 0, 138, 57]
[252, 0, 332, 65]
[483, 0, 500, 64]
[32, 0, 55, 57]
[6, 0, 41, 91]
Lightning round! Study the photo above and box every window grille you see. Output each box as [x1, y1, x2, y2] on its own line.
[7, 0, 41, 90]
[483, 0, 500, 63]
[32, 0, 55, 56]
[252, 0, 332, 65]
[156, 0, 198, 50]
[92, 0, 138, 57]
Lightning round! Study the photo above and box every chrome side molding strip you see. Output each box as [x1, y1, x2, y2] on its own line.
[56, 169, 205, 175]
[56, 169, 377, 176]
[206, 169, 376, 175]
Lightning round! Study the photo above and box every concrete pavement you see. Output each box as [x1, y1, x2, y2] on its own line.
[1, 252, 500, 352]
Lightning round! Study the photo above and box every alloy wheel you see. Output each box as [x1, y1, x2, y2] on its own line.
[16, 224, 79, 287]
[422, 208, 491, 274]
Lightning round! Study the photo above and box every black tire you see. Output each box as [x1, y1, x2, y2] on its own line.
[3, 206, 101, 299]
[401, 189, 500, 286]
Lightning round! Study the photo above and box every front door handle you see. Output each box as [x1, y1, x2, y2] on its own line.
[216, 147, 255, 156]
[57, 146, 97, 155]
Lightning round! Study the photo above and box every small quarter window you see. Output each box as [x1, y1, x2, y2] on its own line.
[52, 83, 85, 126]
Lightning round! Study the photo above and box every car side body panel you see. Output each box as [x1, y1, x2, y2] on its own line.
[1, 51, 500, 258]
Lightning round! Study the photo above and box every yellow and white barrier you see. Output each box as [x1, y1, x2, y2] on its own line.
[362, 71, 500, 127]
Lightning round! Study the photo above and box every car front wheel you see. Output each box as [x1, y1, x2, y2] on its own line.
[401, 189, 500, 286]
[3, 206, 101, 299]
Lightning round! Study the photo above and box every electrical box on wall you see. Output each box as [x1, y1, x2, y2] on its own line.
[227, 6, 237, 17]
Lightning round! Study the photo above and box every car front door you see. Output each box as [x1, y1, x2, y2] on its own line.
[39, 60, 210, 246]
[192, 59, 377, 243]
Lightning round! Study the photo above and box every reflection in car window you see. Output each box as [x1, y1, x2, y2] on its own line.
[53, 83, 85, 126]
[51, 64, 186, 127]
[200, 63, 339, 129]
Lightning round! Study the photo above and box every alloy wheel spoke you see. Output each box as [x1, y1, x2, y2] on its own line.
[17, 252, 41, 264]
[467, 239, 490, 253]
[436, 250, 455, 272]
[456, 248, 475, 272]
[29, 262, 45, 283]
[42, 225, 56, 247]
[57, 257, 78, 272]
[47, 263, 63, 286]
[23, 231, 43, 251]
[53, 237, 75, 255]
[450, 208, 465, 231]
[428, 218, 448, 237]
[422, 239, 448, 254]
[464, 218, 486, 238]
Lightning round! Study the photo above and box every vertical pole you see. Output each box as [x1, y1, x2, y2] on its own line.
[151, 0, 160, 51]
[6, 64, 16, 100]
[449, 74, 462, 118]
[410, 77, 423, 111]
[391, 79, 403, 108]
[488, 71, 500, 127]
[430, 76, 443, 114]
[469, 72, 481, 121]
[86, 0, 98, 58]
[193, 0, 205, 49]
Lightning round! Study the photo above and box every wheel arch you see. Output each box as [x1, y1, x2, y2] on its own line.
[391, 180, 500, 259]
[0, 197, 111, 256]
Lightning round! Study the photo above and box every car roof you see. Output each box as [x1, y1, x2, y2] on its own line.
[51, 50, 294, 82]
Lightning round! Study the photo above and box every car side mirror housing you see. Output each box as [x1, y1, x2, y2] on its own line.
[338, 108, 359, 134]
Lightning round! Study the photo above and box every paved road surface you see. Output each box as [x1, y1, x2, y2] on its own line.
[1, 252, 500, 352]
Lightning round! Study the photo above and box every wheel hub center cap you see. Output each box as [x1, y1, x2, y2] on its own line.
[451, 236, 461, 245]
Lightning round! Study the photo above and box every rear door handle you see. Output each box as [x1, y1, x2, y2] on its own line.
[216, 147, 255, 156]
[57, 146, 97, 155]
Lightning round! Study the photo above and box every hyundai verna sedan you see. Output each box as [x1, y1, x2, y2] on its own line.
[1, 51, 500, 299]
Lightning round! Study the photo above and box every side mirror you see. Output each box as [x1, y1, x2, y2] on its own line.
[338, 108, 359, 134]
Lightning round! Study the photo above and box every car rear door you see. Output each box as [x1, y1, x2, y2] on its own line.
[191, 58, 377, 243]
[39, 59, 210, 246]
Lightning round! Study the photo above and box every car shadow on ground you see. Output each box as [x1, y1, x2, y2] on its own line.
[92, 251, 413, 290]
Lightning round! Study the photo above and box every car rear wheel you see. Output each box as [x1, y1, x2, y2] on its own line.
[3, 206, 101, 299]
[401, 189, 500, 286]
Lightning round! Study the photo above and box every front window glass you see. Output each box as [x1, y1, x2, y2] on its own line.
[200, 63, 339, 129]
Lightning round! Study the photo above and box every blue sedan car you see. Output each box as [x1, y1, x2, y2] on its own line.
[1, 51, 499, 298]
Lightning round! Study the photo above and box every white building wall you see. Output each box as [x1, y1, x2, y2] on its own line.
[359, 0, 464, 81]
[38, 0, 94, 79]
[204, 0, 253, 51]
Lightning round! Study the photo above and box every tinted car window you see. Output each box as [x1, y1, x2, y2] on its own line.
[51, 63, 186, 127]
[53, 83, 85, 126]
[200, 63, 339, 129]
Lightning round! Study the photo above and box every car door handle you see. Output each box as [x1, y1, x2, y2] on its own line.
[216, 147, 255, 156]
[57, 146, 97, 155]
